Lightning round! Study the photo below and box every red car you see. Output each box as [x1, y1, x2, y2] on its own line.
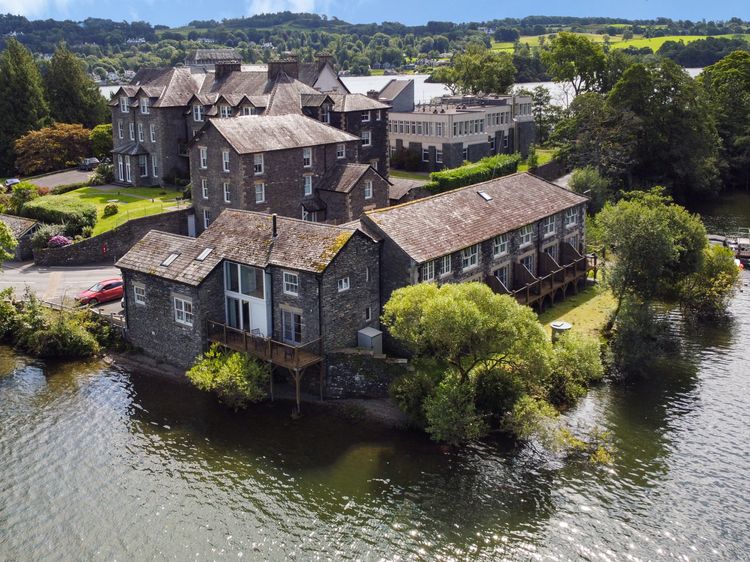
[76, 277, 124, 306]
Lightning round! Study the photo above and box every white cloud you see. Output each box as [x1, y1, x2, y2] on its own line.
[0, 0, 71, 17]
[248, 0, 316, 16]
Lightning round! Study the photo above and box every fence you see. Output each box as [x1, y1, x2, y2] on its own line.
[41, 299, 126, 330]
[109, 199, 189, 230]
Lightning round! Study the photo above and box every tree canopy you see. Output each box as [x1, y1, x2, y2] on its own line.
[541, 32, 606, 95]
[0, 222, 17, 265]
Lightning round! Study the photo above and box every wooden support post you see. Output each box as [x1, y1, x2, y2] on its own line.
[269, 362, 274, 402]
[293, 368, 302, 415]
[319, 361, 324, 401]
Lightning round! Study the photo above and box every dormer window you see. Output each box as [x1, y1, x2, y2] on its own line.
[120, 96, 129, 113]
[321, 104, 331, 124]
[140, 97, 150, 114]
[219, 105, 231, 118]
[193, 105, 204, 122]
[336, 143, 346, 159]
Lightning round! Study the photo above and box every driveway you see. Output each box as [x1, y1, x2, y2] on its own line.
[0, 261, 123, 314]
[28, 169, 93, 189]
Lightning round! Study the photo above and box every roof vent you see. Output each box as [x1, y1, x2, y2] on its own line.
[477, 191, 493, 202]
[195, 248, 214, 261]
[161, 253, 180, 267]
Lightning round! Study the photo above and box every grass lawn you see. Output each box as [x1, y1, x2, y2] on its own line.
[63, 185, 186, 235]
[518, 148, 556, 172]
[389, 169, 431, 181]
[537, 283, 616, 339]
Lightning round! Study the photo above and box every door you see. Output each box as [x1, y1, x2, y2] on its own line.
[226, 296, 252, 331]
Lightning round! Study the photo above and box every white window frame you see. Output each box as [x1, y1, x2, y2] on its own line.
[137, 122, 144, 142]
[375, 110, 381, 121]
[129, 122, 134, 141]
[282, 309, 303, 344]
[361, 130, 371, 147]
[337, 277, 350, 292]
[149, 123, 156, 143]
[421, 260, 435, 282]
[255, 182, 265, 204]
[438, 255, 451, 277]
[219, 105, 231, 118]
[138, 154, 148, 177]
[133, 283, 146, 305]
[542, 216, 555, 237]
[193, 104, 204, 122]
[117, 155, 124, 181]
[493, 234, 509, 257]
[201, 179, 208, 199]
[565, 207, 578, 228]
[152, 156, 158, 178]
[117, 120, 123, 139]
[519, 225, 533, 247]
[336, 143, 346, 159]
[199, 147, 207, 169]
[436, 149, 443, 164]
[254, 154, 264, 175]
[321, 104, 331, 124]
[223, 182, 231, 203]
[120, 96, 129, 113]
[364, 179, 373, 200]
[422, 148, 429, 162]
[283, 271, 299, 296]
[303, 175, 313, 196]
[361, 110, 370, 122]
[222, 150, 230, 172]
[140, 97, 150, 114]
[302, 147, 312, 168]
[173, 296, 193, 327]
[124, 159, 131, 183]
[461, 244, 480, 270]
[203, 208, 211, 229]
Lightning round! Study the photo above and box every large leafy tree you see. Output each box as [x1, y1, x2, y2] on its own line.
[14, 123, 92, 176]
[0, 222, 18, 265]
[698, 50, 750, 190]
[44, 44, 108, 128]
[541, 32, 606, 95]
[0, 38, 50, 175]
[451, 45, 516, 95]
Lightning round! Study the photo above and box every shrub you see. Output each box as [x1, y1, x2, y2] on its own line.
[81, 226, 94, 238]
[425, 153, 521, 193]
[569, 166, 613, 213]
[678, 244, 741, 320]
[547, 332, 604, 407]
[22, 195, 97, 236]
[89, 124, 113, 159]
[90, 163, 114, 186]
[31, 223, 66, 250]
[47, 235, 72, 248]
[187, 344, 270, 410]
[10, 181, 38, 214]
[103, 203, 119, 217]
[14, 123, 92, 176]
[423, 374, 487, 445]
[389, 362, 441, 428]
[51, 181, 90, 195]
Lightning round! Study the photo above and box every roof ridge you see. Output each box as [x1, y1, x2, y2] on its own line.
[223, 209, 355, 232]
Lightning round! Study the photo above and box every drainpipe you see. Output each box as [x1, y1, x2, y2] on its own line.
[317, 274, 324, 354]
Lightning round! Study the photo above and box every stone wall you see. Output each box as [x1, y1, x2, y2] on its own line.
[325, 349, 409, 398]
[33, 208, 192, 267]
[340, 110, 389, 175]
[532, 159, 567, 182]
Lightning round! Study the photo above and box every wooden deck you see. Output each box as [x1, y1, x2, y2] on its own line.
[206, 321, 323, 370]
[486, 243, 597, 310]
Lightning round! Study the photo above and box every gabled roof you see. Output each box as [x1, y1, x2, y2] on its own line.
[0, 213, 38, 238]
[328, 93, 389, 112]
[195, 114, 358, 154]
[117, 210, 359, 284]
[363, 173, 588, 264]
[318, 163, 371, 194]
[378, 79, 412, 101]
[388, 177, 427, 202]
[265, 73, 322, 116]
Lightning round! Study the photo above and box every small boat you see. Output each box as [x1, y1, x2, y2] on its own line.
[709, 229, 750, 265]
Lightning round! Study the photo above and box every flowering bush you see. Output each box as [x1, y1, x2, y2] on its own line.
[47, 235, 72, 248]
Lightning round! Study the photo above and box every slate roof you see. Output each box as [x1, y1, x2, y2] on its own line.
[318, 163, 371, 193]
[112, 142, 149, 156]
[328, 93, 389, 112]
[378, 79, 412, 101]
[364, 173, 588, 264]
[0, 213, 38, 238]
[200, 114, 358, 154]
[186, 49, 242, 65]
[117, 210, 357, 284]
[388, 177, 427, 201]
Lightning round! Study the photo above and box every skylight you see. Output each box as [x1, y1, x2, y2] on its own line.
[195, 248, 214, 262]
[161, 253, 180, 267]
[478, 191, 493, 201]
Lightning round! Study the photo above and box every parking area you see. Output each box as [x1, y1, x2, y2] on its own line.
[27, 169, 93, 189]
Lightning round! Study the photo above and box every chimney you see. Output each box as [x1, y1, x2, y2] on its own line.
[215, 61, 241, 80]
[268, 55, 299, 81]
[366, 89, 379, 100]
[315, 52, 334, 67]
[272, 213, 278, 239]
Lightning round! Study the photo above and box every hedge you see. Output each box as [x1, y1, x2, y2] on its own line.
[22, 195, 97, 235]
[425, 153, 522, 194]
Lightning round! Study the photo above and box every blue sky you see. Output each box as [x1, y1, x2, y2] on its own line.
[0, 0, 747, 27]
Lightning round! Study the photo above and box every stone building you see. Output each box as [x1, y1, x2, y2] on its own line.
[117, 209, 381, 370]
[109, 55, 389, 188]
[189, 114, 390, 232]
[0, 214, 39, 261]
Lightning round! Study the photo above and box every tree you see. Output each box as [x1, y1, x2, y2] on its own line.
[427, 66, 458, 94]
[597, 189, 707, 326]
[451, 45, 515, 95]
[9, 182, 38, 215]
[541, 32, 606, 95]
[678, 244, 741, 319]
[0, 222, 17, 265]
[44, 44, 108, 128]
[569, 166, 613, 213]
[0, 38, 50, 174]
[14, 123, 92, 176]
[89, 124, 113, 159]
[528, 85, 561, 144]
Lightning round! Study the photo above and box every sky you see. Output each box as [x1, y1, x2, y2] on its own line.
[0, 0, 748, 28]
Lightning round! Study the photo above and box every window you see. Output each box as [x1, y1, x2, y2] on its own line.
[149, 123, 156, 143]
[124, 159, 131, 183]
[519, 225, 533, 246]
[303, 175, 313, 196]
[282, 309, 302, 344]
[364, 180, 373, 200]
[495, 264, 510, 288]
[303, 147, 312, 167]
[422, 148, 429, 162]
[370, 159, 379, 171]
[254, 154, 264, 175]
[416, 122, 423, 135]
[361, 130, 371, 147]
[203, 209, 211, 228]
[545, 244, 559, 262]
[139, 155, 148, 177]
[255, 183, 265, 204]
[162, 253, 179, 267]
[361, 110, 370, 122]
[140, 97, 149, 114]
[193, 105, 204, 122]
[219, 105, 231, 118]
[436, 122, 443, 137]
[321, 104, 331, 124]
[520, 253, 535, 274]
[201, 179, 208, 199]
[222, 150, 230, 172]
[337, 277, 350, 292]
[461, 244, 480, 270]
[224, 262, 264, 299]
[421, 260, 435, 282]
[129, 123, 134, 141]
[283, 272, 299, 296]
[223, 182, 231, 203]
[241, 106, 257, 116]
[196, 248, 213, 261]
[462, 147, 468, 161]
[436, 149, 443, 164]
[137, 123, 144, 142]
[493, 234, 509, 257]
[365, 307, 372, 321]
[336, 143, 346, 159]
[133, 284, 146, 305]
[173, 297, 193, 327]
[503, 134, 509, 148]
[365, 266, 370, 283]
[152, 156, 158, 177]
[489, 136, 495, 151]
[565, 208, 578, 227]
[117, 155, 124, 181]
[199, 147, 207, 169]
[117, 120, 123, 139]
[542, 216, 555, 237]
[438, 255, 451, 277]
[120, 96, 129, 113]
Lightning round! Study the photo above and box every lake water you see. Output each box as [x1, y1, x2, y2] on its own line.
[1, 194, 749, 560]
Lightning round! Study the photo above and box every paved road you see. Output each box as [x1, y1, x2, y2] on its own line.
[0, 261, 123, 314]
[28, 169, 93, 189]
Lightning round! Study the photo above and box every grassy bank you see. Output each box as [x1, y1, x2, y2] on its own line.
[537, 283, 616, 339]
[518, 148, 555, 172]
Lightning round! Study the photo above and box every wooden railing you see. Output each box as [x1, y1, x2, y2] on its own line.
[206, 320, 322, 370]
